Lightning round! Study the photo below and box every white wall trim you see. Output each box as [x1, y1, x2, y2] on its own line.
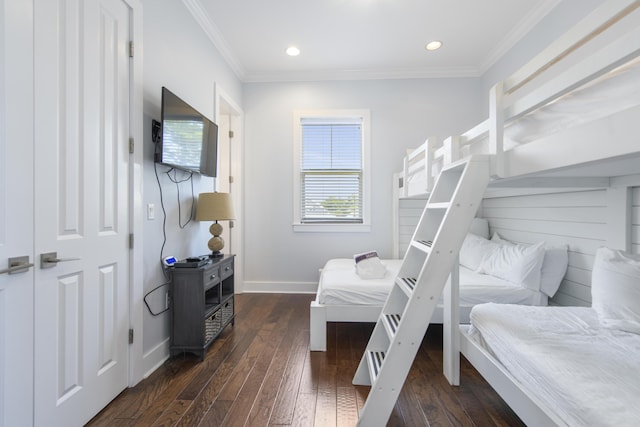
[126, 0, 146, 387]
[242, 281, 317, 294]
[611, 174, 640, 187]
[142, 338, 170, 379]
[214, 83, 245, 293]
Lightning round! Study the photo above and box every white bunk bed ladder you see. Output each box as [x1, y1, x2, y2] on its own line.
[353, 155, 491, 427]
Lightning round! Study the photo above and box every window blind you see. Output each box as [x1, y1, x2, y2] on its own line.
[300, 119, 363, 223]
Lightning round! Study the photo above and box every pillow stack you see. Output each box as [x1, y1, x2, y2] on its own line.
[592, 247, 640, 334]
[459, 231, 568, 296]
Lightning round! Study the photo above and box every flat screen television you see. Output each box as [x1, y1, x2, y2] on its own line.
[155, 87, 218, 177]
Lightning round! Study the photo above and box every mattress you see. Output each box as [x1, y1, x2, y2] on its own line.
[315, 258, 546, 307]
[468, 303, 640, 427]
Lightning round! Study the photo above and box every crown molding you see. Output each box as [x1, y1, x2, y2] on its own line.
[181, 0, 246, 80]
[242, 65, 481, 83]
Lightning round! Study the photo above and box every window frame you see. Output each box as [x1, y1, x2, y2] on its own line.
[293, 109, 371, 233]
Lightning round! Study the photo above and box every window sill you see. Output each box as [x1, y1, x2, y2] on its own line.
[293, 223, 371, 233]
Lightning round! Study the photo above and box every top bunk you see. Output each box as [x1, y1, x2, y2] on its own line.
[398, 0, 640, 199]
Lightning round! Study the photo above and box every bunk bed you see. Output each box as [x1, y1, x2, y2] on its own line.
[401, 1, 640, 425]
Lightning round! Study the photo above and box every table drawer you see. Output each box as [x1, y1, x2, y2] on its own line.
[220, 261, 233, 280]
[203, 266, 220, 290]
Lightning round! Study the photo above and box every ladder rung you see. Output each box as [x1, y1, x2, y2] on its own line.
[384, 313, 402, 335]
[397, 277, 416, 294]
[367, 350, 385, 381]
[427, 202, 450, 209]
[416, 239, 433, 247]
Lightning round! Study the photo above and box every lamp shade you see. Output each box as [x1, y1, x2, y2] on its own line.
[195, 192, 235, 221]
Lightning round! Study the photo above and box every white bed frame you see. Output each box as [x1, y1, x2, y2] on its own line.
[309, 296, 468, 352]
[447, 1, 640, 425]
[459, 325, 564, 427]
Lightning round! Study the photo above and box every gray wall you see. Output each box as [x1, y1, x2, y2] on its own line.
[141, 0, 242, 366]
[242, 78, 483, 290]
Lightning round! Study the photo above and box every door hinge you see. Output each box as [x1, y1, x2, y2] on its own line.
[129, 41, 134, 58]
[129, 233, 134, 249]
[129, 138, 134, 154]
[129, 328, 134, 344]
[229, 220, 235, 229]
[229, 176, 234, 184]
[228, 130, 234, 138]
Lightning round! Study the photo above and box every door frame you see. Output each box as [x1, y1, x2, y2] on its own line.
[214, 84, 244, 293]
[126, 0, 146, 386]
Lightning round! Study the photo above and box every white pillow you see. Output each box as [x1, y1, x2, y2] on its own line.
[478, 240, 545, 290]
[354, 251, 387, 279]
[459, 233, 500, 271]
[539, 246, 568, 297]
[492, 233, 568, 297]
[591, 247, 640, 334]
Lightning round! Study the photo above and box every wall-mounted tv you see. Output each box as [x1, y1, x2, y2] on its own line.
[155, 87, 218, 177]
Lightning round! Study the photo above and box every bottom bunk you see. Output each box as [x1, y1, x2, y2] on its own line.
[460, 247, 640, 426]
[310, 217, 570, 351]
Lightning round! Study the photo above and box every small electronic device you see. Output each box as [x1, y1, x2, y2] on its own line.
[163, 256, 177, 267]
[174, 255, 210, 268]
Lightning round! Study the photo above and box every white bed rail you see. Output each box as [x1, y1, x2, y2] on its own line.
[397, 0, 640, 197]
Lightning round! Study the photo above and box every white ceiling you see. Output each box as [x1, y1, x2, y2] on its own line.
[184, 0, 561, 82]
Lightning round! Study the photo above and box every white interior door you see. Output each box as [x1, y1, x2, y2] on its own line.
[0, 1, 35, 426]
[33, 0, 131, 425]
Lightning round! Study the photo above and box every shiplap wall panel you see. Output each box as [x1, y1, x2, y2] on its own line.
[482, 189, 607, 307]
[397, 197, 427, 257]
[632, 187, 640, 254]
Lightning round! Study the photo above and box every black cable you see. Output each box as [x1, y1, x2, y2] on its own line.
[165, 168, 196, 228]
[153, 129, 171, 281]
[143, 281, 170, 316]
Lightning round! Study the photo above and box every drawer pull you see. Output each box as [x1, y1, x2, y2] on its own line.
[210, 274, 217, 280]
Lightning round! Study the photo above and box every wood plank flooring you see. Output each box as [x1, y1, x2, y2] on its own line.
[87, 293, 525, 426]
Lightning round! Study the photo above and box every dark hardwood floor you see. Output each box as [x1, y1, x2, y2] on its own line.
[87, 293, 524, 426]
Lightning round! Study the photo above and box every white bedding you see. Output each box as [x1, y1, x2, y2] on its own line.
[315, 258, 546, 307]
[468, 303, 640, 427]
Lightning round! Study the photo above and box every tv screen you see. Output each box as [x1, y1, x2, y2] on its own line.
[156, 87, 218, 177]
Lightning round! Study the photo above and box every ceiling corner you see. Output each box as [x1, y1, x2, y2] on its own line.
[181, 0, 246, 81]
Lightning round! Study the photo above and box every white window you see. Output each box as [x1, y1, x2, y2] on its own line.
[293, 110, 371, 232]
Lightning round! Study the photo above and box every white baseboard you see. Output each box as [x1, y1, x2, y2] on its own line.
[242, 280, 317, 294]
[142, 337, 170, 379]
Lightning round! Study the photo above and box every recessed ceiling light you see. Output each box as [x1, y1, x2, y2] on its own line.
[286, 46, 300, 56]
[425, 40, 443, 51]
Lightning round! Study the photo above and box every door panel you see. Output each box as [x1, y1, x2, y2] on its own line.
[0, 0, 35, 426]
[34, 0, 131, 425]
